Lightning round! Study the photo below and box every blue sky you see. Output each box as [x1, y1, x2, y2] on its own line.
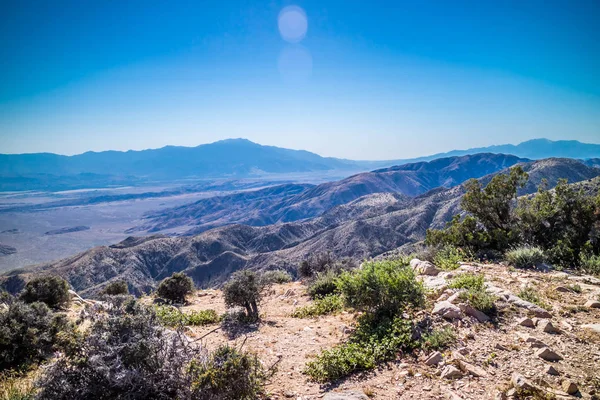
[0, 0, 599, 159]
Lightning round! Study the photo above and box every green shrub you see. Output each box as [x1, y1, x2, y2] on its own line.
[189, 345, 265, 400]
[459, 289, 497, 315]
[260, 270, 292, 284]
[0, 373, 36, 400]
[505, 246, 546, 269]
[307, 270, 339, 299]
[157, 272, 195, 304]
[304, 316, 417, 382]
[155, 306, 220, 327]
[36, 298, 265, 400]
[19, 276, 70, 309]
[433, 246, 470, 271]
[223, 270, 262, 321]
[447, 273, 485, 291]
[0, 301, 70, 372]
[291, 294, 344, 318]
[421, 326, 457, 351]
[298, 253, 357, 278]
[336, 259, 425, 317]
[581, 254, 600, 276]
[100, 280, 128, 296]
[518, 286, 551, 311]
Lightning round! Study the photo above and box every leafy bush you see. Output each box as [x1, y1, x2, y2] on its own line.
[155, 306, 220, 327]
[518, 286, 551, 311]
[19, 276, 70, 309]
[307, 270, 339, 299]
[36, 299, 264, 400]
[336, 259, 425, 317]
[157, 272, 195, 304]
[100, 280, 129, 296]
[0, 301, 70, 372]
[188, 345, 265, 400]
[304, 316, 417, 382]
[459, 289, 497, 315]
[0, 372, 36, 400]
[505, 246, 546, 269]
[581, 253, 600, 276]
[223, 270, 262, 321]
[421, 326, 457, 351]
[260, 270, 292, 284]
[447, 273, 485, 291]
[291, 294, 344, 318]
[298, 253, 356, 278]
[433, 246, 470, 271]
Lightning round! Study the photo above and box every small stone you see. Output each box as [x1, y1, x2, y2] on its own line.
[517, 333, 547, 348]
[562, 380, 579, 395]
[323, 391, 369, 400]
[440, 365, 463, 379]
[555, 286, 572, 293]
[538, 320, 560, 334]
[432, 301, 463, 320]
[517, 317, 535, 328]
[457, 360, 488, 377]
[410, 258, 440, 276]
[585, 300, 600, 309]
[447, 291, 463, 304]
[536, 347, 563, 362]
[424, 351, 443, 366]
[459, 303, 490, 322]
[545, 365, 560, 376]
[512, 372, 535, 391]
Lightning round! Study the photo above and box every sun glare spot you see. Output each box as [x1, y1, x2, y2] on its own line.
[278, 6, 308, 43]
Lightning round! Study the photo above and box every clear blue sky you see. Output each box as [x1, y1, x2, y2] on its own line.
[1, 0, 599, 159]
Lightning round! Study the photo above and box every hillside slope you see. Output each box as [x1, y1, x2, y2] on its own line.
[5, 158, 598, 296]
[137, 153, 525, 234]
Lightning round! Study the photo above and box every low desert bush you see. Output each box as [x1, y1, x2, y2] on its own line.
[100, 280, 129, 296]
[0, 372, 36, 400]
[421, 326, 457, 351]
[459, 289, 497, 315]
[260, 270, 292, 284]
[0, 301, 70, 372]
[291, 294, 344, 318]
[336, 259, 425, 317]
[505, 246, 546, 269]
[307, 270, 339, 299]
[157, 272, 195, 304]
[581, 254, 600, 276]
[447, 273, 485, 291]
[518, 286, 551, 311]
[433, 246, 470, 271]
[223, 270, 262, 321]
[19, 276, 70, 309]
[36, 298, 265, 400]
[155, 306, 220, 327]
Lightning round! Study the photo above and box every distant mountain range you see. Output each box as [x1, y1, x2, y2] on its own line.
[2, 138, 600, 191]
[5, 155, 599, 296]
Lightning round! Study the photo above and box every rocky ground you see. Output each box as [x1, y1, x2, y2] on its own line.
[170, 262, 600, 400]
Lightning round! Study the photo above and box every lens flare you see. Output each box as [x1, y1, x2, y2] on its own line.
[278, 6, 308, 43]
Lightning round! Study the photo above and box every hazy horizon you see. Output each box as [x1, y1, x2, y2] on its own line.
[1, 1, 599, 159]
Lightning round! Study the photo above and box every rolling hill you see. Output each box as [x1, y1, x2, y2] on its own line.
[5, 157, 598, 296]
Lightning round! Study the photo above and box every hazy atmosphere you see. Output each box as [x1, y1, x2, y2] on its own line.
[1, 1, 599, 159]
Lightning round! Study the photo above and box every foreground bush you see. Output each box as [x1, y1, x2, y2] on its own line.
[157, 272, 195, 304]
[433, 246, 470, 271]
[19, 276, 70, 309]
[291, 294, 344, 318]
[447, 273, 485, 291]
[448, 273, 496, 315]
[307, 270, 339, 299]
[505, 246, 546, 269]
[100, 280, 129, 296]
[36, 299, 264, 400]
[155, 306, 220, 327]
[223, 270, 262, 320]
[0, 301, 69, 372]
[337, 259, 425, 316]
[421, 326, 457, 351]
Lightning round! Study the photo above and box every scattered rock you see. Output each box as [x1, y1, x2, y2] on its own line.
[424, 351, 443, 366]
[323, 391, 369, 400]
[486, 285, 552, 318]
[447, 290, 464, 304]
[581, 323, 600, 334]
[517, 333, 547, 348]
[555, 286, 572, 293]
[459, 303, 490, 322]
[584, 300, 600, 309]
[536, 347, 563, 362]
[517, 317, 535, 328]
[432, 301, 463, 320]
[561, 381, 579, 395]
[441, 365, 463, 379]
[457, 360, 488, 377]
[410, 258, 440, 276]
[545, 365, 560, 376]
[512, 372, 535, 392]
[538, 320, 560, 334]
